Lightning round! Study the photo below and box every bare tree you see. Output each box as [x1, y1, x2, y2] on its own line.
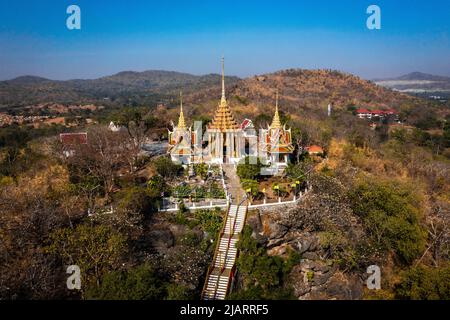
[69, 126, 128, 199]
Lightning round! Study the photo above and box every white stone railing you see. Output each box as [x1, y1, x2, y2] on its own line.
[247, 185, 311, 209]
[158, 197, 229, 212]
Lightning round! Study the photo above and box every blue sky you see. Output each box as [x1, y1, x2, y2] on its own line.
[0, 0, 449, 80]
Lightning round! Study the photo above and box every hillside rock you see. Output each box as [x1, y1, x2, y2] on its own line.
[147, 229, 174, 253]
[249, 173, 367, 300]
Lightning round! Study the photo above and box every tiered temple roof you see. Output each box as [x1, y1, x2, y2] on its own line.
[208, 58, 240, 131]
[266, 90, 294, 154]
[168, 92, 192, 157]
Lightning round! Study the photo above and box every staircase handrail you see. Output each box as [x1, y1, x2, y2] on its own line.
[221, 195, 247, 273]
[201, 202, 230, 299]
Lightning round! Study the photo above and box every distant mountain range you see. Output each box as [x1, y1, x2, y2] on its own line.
[374, 72, 450, 99]
[185, 69, 425, 123]
[0, 71, 240, 109]
[0, 69, 436, 116]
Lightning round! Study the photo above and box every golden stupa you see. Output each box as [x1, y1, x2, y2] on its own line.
[208, 57, 239, 131]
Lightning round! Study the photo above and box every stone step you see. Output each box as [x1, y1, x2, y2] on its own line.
[219, 237, 238, 244]
[208, 278, 228, 284]
[207, 279, 228, 287]
[215, 258, 236, 264]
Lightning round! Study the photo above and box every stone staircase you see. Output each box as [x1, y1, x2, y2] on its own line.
[201, 201, 248, 300]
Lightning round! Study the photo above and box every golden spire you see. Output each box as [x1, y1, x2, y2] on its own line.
[221, 56, 226, 103]
[209, 57, 239, 131]
[177, 91, 187, 129]
[271, 89, 282, 129]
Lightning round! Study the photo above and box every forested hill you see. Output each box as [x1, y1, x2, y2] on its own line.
[0, 71, 240, 108]
[185, 69, 449, 127]
[2, 68, 448, 128]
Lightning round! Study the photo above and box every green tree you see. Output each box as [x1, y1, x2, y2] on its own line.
[194, 163, 208, 180]
[285, 163, 306, 181]
[116, 186, 153, 214]
[348, 179, 427, 264]
[232, 226, 296, 299]
[114, 107, 158, 137]
[236, 156, 263, 180]
[253, 114, 272, 128]
[153, 157, 182, 179]
[166, 283, 193, 300]
[241, 179, 259, 202]
[86, 264, 166, 300]
[46, 224, 127, 285]
[147, 175, 168, 197]
[395, 264, 450, 300]
[193, 209, 223, 235]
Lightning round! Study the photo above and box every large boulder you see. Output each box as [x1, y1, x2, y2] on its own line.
[322, 272, 364, 300]
[290, 265, 312, 298]
[262, 218, 288, 239]
[147, 229, 174, 253]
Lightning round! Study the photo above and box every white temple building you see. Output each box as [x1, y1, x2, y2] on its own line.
[168, 58, 294, 173]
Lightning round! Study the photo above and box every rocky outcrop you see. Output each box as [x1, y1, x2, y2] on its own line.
[246, 178, 366, 300]
[147, 229, 175, 253]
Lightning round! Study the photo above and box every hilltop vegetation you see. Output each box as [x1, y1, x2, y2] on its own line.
[0, 68, 449, 300]
[180, 69, 449, 134]
[0, 71, 240, 109]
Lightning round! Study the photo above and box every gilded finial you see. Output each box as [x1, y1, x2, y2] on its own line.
[221, 56, 226, 103]
[276, 89, 279, 110]
[177, 91, 187, 129]
[271, 89, 282, 129]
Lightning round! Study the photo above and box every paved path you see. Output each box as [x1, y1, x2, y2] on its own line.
[222, 164, 246, 204]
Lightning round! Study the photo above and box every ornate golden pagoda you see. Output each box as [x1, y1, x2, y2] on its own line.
[208, 57, 239, 131]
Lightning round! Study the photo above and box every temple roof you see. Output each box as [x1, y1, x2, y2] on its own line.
[208, 58, 240, 131]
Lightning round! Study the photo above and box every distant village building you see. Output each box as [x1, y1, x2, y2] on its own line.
[60, 132, 88, 157]
[356, 108, 399, 120]
[305, 145, 324, 156]
[356, 108, 372, 119]
[168, 59, 294, 173]
[108, 121, 126, 132]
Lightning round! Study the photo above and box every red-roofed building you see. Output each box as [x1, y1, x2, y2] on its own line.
[371, 110, 385, 117]
[356, 108, 372, 119]
[240, 119, 252, 130]
[60, 132, 88, 157]
[385, 109, 399, 115]
[305, 145, 324, 155]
